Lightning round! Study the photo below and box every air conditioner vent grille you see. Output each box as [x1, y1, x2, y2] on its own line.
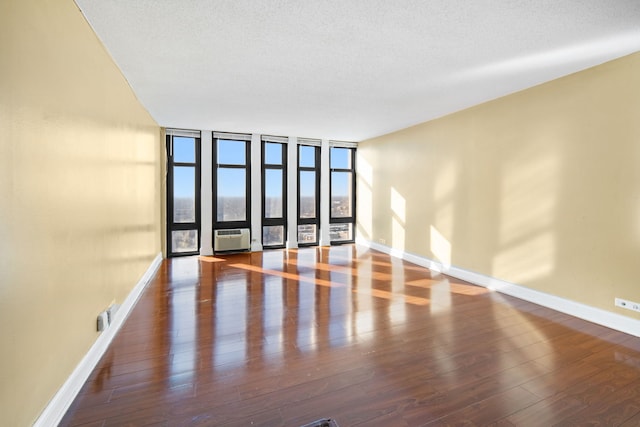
[214, 228, 250, 251]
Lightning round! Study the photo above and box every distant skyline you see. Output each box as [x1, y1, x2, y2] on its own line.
[171, 137, 354, 217]
[175, 196, 351, 222]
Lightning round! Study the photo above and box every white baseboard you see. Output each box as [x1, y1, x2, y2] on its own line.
[34, 252, 163, 427]
[356, 238, 640, 338]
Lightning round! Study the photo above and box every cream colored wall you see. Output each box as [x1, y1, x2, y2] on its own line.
[0, 1, 162, 425]
[358, 52, 640, 321]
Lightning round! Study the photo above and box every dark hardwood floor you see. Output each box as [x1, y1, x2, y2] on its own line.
[60, 245, 640, 426]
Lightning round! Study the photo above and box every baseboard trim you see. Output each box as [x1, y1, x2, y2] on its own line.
[34, 252, 163, 427]
[357, 238, 640, 338]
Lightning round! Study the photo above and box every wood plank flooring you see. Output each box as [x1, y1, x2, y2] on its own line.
[60, 245, 640, 426]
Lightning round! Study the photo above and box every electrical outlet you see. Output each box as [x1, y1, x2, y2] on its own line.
[615, 298, 640, 313]
[107, 304, 120, 324]
[97, 311, 109, 331]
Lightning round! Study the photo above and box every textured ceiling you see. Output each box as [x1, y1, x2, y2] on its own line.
[75, 0, 640, 141]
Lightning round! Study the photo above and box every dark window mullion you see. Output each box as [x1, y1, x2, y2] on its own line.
[263, 218, 284, 226]
[329, 217, 352, 224]
[171, 222, 198, 230]
[217, 164, 246, 169]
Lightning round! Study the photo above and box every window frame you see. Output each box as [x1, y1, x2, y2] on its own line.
[166, 133, 201, 257]
[261, 140, 288, 249]
[213, 136, 251, 230]
[329, 146, 356, 244]
[297, 144, 321, 246]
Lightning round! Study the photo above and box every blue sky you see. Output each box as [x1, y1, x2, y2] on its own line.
[172, 138, 352, 199]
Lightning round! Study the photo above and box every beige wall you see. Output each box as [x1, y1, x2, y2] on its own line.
[0, 0, 162, 425]
[358, 52, 640, 321]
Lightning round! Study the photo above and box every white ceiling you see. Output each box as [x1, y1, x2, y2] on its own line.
[76, 0, 640, 141]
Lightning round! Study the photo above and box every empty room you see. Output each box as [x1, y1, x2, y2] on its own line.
[2, 0, 640, 426]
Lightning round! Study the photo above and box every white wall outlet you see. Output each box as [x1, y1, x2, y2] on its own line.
[615, 298, 640, 313]
[107, 304, 120, 324]
[97, 311, 109, 331]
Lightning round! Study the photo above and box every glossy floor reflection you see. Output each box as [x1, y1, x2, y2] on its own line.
[61, 246, 640, 426]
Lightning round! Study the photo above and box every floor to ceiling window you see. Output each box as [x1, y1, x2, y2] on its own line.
[166, 130, 201, 257]
[329, 146, 356, 243]
[297, 143, 321, 246]
[167, 130, 356, 253]
[261, 136, 287, 249]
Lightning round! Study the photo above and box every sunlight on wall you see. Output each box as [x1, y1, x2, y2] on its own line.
[359, 51, 640, 324]
[391, 187, 406, 252]
[430, 225, 452, 272]
[391, 217, 405, 254]
[431, 159, 457, 269]
[390, 187, 406, 222]
[493, 143, 559, 284]
[358, 185, 373, 240]
[498, 150, 559, 246]
[434, 159, 458, 201]
[434, 203, 454, 244]
[358, 153, 373, 186]
[493, 232, 556, 284]
[356, 154, 373, 239]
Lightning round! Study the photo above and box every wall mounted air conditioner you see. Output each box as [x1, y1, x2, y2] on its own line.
[214, 228, 250, 252]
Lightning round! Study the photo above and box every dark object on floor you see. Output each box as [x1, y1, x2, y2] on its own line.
[300, 418, 339, 427]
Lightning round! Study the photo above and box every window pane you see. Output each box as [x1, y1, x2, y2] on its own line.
[330, 223, 353, 242]
[263, 225, 285, 247]
[172, 230, 198, 253]
[217, 139, 246, 165]
[173, 166, 196, 223]
[299, 145, 316, 168]
[264, 142, 283, 165]
[299, 170, 316, 218]
[298, 224, 317, 243]
[330, 147, 351, 169]
[331, 171, 352, 218]
[217, 168, 246, 221]
[264, 169, 283, 218]
[173, 137, 196, 163]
